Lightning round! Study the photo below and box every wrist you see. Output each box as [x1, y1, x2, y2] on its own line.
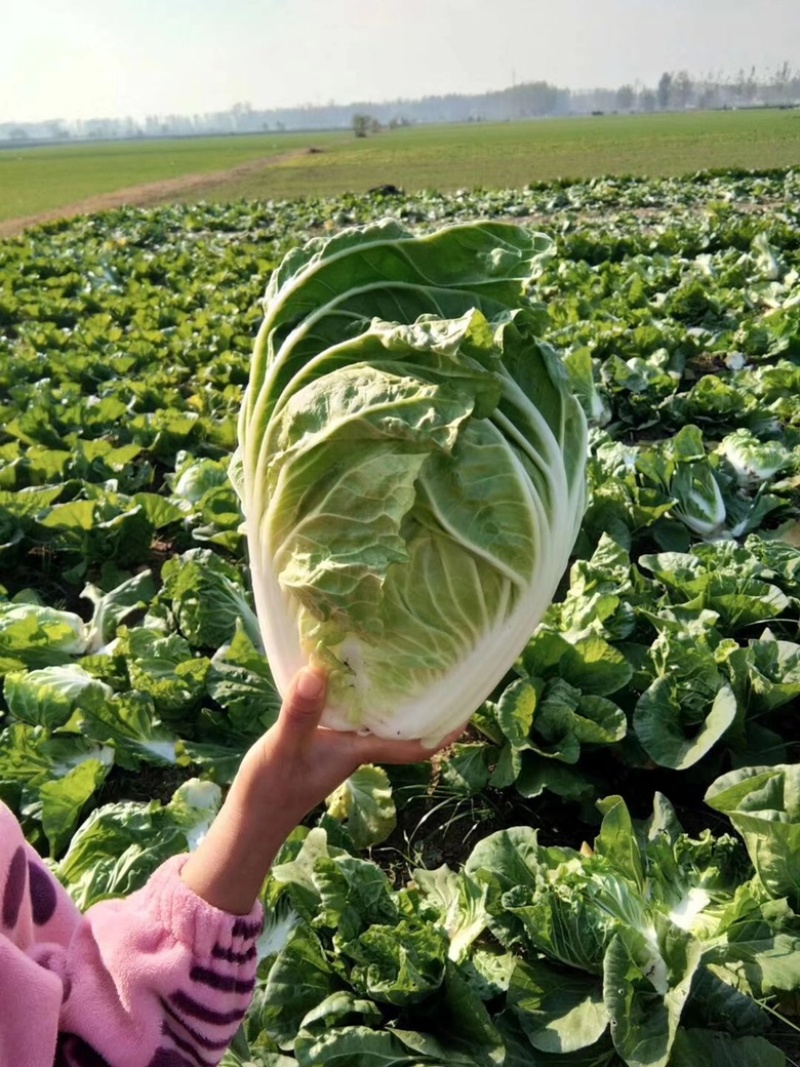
[232, 748, 307, 830]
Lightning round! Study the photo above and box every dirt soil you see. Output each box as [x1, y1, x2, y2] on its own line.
[0, 149, 307, 239]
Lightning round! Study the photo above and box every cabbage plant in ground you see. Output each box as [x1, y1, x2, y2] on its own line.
[221, 790, 798, 1067]
[236, 220, 587, 744]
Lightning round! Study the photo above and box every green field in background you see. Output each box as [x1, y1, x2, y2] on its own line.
[2, 109, 799, 224]
[193, 109, 800, 202]
[0, 131, 343, 222]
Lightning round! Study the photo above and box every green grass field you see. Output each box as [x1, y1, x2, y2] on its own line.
[194, 109, 800, 202]
[0, 131, 343, 222]
[2, 109, 799, 224]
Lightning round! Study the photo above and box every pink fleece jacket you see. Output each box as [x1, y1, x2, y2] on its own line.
[0, 801, 264, 1067]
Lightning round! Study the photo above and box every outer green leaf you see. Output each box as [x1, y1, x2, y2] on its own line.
[603, 929, 702, 1067]
[294, 1024, 480, 1067]
[412, 865, 488, 962]
[595, 795, 645, 891]
[156, 549, 262, 650]
[560, 635, 634, 696]
[315, 854, 397, 945]
[56, 802, 187, 909]
[667, 1029, 785, 1067]
[634, 679, 737, 770]
[0, 602, 88, 674]
[438, 742, 492, 796]
[515, 752, 596, 801]
[325, 764, 396, 849]
[40, 758, 110, 856]
[507, 957, 608, 1053]
[432, 961, 505, 1067]
[258, 926, 337, 1048]
[4, 664, 112, 728]
[297, 991, 382, 1035]
[494, 677, 538, 748]
[342, 916, 448, 1006]
[705, 765, 800, 909]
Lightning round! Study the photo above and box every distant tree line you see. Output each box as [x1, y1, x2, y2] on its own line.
[3, 65, 798, 143]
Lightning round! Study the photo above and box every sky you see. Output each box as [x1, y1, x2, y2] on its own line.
[4, 0, 799, 123]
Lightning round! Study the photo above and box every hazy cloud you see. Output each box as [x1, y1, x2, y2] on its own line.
[3, 0, 799, 122]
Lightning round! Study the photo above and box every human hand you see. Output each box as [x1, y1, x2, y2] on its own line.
[181, 666, 465, 914]
[242, 666, 465, 828]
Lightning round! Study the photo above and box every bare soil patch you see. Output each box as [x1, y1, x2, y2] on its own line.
[0, 149, 307, 239]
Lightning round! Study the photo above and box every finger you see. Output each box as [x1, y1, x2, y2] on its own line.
[355, 723, 467, 765]
[435, 725, 469, 749]
[277, 667, 328, 741]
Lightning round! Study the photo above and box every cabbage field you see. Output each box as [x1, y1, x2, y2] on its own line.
[1, 168, 800, 1066]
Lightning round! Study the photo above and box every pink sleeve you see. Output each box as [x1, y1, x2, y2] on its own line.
[1, 805, 263, 1067]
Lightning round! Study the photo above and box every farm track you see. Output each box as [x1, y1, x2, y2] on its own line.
[0, 148, 309, 238]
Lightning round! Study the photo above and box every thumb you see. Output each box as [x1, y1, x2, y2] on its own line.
[277, 666, 328, 741]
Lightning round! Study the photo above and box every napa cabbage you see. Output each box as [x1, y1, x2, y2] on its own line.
[236, 220, 587, 743]
[716, 428, 792, 486]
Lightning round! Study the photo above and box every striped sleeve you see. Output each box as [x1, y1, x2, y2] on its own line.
[57, 854, 263, 1067]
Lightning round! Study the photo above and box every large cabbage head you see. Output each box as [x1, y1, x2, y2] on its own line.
[236, 220, 587, 744]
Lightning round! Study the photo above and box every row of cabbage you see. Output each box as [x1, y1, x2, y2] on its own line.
[1, 170, 799, 1065]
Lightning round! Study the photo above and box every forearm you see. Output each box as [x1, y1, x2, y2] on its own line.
[180, 753, 304, 915]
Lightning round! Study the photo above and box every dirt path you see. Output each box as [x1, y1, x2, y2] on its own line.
[0, 149, 309, 239]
